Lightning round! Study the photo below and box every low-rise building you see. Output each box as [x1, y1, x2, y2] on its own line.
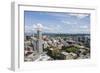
[60, 52, 74, 59]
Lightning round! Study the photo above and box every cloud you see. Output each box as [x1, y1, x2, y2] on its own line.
[47, 13, 67, 18]
[25, 23, 90, 34]
[68, 13, 89, 19]
[25, 25, 32, 32]
[61, 20, 77, 25]
[79, 25, 89, 29]
[61, 20, 71, 24]
[25, 23, 55, 33]
[68, 28, 90, 34]
[49, 12, 89, 19]
[33, 23, 53, 31]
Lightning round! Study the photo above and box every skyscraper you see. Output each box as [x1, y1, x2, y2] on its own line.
[35, 23, 43, 54]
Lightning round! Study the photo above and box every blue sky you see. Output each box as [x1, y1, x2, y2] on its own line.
[24, 11, 90, 34]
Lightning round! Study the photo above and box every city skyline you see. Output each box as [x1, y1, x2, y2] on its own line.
[24, 11, 90, 34]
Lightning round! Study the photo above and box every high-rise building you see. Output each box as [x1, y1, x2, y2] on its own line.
[34, 23, 43, 54]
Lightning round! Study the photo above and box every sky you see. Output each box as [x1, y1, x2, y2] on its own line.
[24, 11, 90, 34]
